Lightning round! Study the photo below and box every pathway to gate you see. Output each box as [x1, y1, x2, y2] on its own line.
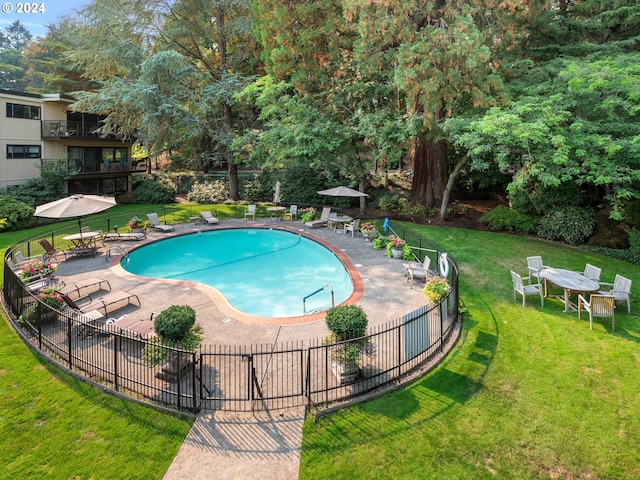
[50, 217, 437, 479]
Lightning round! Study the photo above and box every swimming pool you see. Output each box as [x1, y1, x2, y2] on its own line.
[121, 228, 354, 318]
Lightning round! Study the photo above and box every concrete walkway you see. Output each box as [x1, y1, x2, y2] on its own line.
[51, 217, 431, 480]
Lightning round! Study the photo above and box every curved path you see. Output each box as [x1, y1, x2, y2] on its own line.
[53, 217, 430, 479]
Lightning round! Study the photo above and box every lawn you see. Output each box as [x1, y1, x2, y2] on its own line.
[299, 223, 640, 479]
[2, 211, 639, 478]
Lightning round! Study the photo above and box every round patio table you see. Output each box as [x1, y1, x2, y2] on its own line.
[539, 267, 599, 312]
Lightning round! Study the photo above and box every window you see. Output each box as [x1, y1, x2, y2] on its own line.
[6, 103, 41, 120]
[7, 145, 41, 159]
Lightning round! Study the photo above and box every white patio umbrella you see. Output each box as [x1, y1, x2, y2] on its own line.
[273, 181, 281, 205]
[34, 194, 117, 231]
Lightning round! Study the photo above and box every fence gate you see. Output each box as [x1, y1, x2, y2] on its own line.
[198, 344, 306, 412]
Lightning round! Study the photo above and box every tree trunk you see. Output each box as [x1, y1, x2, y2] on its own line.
[410, 136, 448, 209]
[440, 155, 469, 221]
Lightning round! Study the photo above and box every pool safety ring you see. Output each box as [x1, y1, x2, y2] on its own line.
[439, 252, 449, 278]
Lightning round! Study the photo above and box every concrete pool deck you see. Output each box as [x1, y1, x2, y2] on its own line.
[50, 216, 430, 480]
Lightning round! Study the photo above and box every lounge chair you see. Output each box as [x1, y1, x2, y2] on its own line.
[244, 204, 256, 220]
[201, 211, 220, 224]
[103, 230, 146, 243]
[62, 290, 141, 317]
[58, 277, 111, 300]
[13, 251, 44, 267]
[147, 213, 175, 232]
[39, 238, 68, 262]
[305, 207, 332, 228]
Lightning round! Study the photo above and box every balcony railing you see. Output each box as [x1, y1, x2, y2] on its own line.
[41, 158, 143, 175]
[41, 120, 123, 141]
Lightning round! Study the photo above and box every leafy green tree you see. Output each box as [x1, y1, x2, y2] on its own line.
[0, 21, 32, 90]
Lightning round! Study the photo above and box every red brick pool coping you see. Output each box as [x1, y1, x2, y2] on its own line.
[108, 225, 364, 326]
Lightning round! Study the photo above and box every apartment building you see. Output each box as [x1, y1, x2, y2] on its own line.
[0, 90, 135, 194]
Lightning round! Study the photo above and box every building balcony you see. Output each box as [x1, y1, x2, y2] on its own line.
[41, 120, 124, 141]
[41, 158, 144, 175]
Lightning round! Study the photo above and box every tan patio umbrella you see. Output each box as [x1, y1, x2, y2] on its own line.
[34, 194, 117, 231]
[317, 185, 368, 215]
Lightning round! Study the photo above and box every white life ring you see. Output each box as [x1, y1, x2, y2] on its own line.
[439, 252, 449, 278]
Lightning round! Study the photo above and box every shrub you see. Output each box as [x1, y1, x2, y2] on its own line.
[132, 178, 176, 204]
[300, 207, 316, 223]
[537, 207, 595, 245]
[325, 305, 368, 341]
[376, 192, 406, 213]
[480, 205, 540, 234]
[187, 180, 229, 203]
[242, 171, 276, 201]
[0, 195, 34, 231]
[153, 305, 196, 343]
[588, 229, 640, 265]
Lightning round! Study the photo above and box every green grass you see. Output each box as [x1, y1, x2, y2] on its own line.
[3, 211, 640, 478]
[299, 224, 640, 479]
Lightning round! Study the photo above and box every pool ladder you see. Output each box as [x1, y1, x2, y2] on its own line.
[303, 284, 334, 314]
[106, 245, 130, 263]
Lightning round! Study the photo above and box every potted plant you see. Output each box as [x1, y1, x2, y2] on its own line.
[386, 235, 411, 259]
[324, 305, 375, 384]
[127, 216, 148, 233]
[300, 207, 316, 224]
[372, 235, 389, 250]
[19, 259, 57, 282]
[422, 276, 452, 304]
[143, 305, 203, 381]
[359, 221, 377, 240]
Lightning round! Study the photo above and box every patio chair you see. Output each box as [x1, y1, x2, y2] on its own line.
[102, 230, 146, 243]
[244, 204, 256, 220]
[583, 263, 602, 282]
[511, 270, 544, 307]
[344, 219, 361, 238]
[578, 294, 616, 331]
[58, 277, 111, 300]
[526, 256, 547, 283]
[282, 205, 298, 221]
[61, 290, 141, 317]
[305, 207, 332, 228]
[147, 213, 175, 232]
[598, 274, 632, 313]
[38, 238, 68, 262]
[404, 256, 433, 288]
[201, 211, 220, 224]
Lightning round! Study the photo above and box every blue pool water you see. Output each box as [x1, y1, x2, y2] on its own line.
[121, 229, 354, 317]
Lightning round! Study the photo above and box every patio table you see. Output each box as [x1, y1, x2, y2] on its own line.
[328, 215, 352, 233]
[539, 267, 600, 312]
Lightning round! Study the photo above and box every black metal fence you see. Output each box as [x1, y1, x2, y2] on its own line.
[3, 223, 460, 414]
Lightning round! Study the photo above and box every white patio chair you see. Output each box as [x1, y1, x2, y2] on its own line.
[526, 256, 547, 283]
[344, 219, 361, 238]
[583, 263, 602, 282]
[598, 274, 632, 313]
[282, 205, 297, 221]
[578, 294, 616, 331]
[244, 204, 256, 220]
[404, 256, 432, 288]
[201, 211, 219, 224]
[511, 270, 544, 307]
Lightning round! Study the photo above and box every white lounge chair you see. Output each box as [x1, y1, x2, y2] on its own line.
[244, 204, 256, 220]
[201, 211, 220, 224]
[511, 270, 544, 307]
[147, 213, 175, 232]
[598, 274, 632, 313]
[305, 207, 331, 228]
[578, 294, 616, 331]
[58, 277, 111, 300]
